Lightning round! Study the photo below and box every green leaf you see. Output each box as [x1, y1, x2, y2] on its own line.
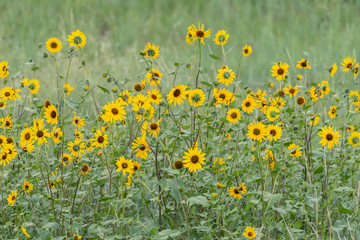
[200, 81, 212, 87]
[158, 229, 183, 240]
[338, 204, 352, 214]
[187, 196, 209, 207]
[31, 66, 39, 72]
[209, 54, 222, 60]
[97, 85, 110, 94]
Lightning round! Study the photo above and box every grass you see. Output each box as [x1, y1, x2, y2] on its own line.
[1, 0, 360, 98]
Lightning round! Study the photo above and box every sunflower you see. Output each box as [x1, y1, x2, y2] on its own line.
[91, 129, 108, 149]
[226, 108, 241, 123]
[21, 226, 31, 238]
[67, 138, 86, 157]
[131, 136, 150, 159]
[348, 131, 360, 147]
[341, 56, 355, 72]
[225, 133, 231, 139]
[0, 61, 9, 79]
[243, 44, 252, 57]
[101, 100, 126, 123]
[73, 116, 85, 129]
[347, 125, 354, 132]
[247, 122, 267, 142]
[187, 89, 206, 107]
[148, 119, 161, 137]
[309, 114, 319, 126]
[33, 117, 45, 129]
[46, 37, 62, 53]
[141, 42, 160, 59]
[7, 190, 17, 206]
[116, 156, 134, 175]
[51, 126, 63, 144]
[81, 164, 90, 175]
[354, 63, 359, 78]
[118, 90, 133, 105]
[264, 149, 275, 169]
[188, 22, 211, 45]
[145, 68, 163, 86]
[318, 125, 341, 149]
[241, 97, 256, 113]
[73, 234, 82, 240]
[67, 29, 86, 49]
[0, 87, 20, 101]
[174, 159, 184, 170]
[228, 186, 242, 200]
[0, 135, 6, 147]
[44, 104, 58, 125]
[271, 97, 286, 109]
[288, 143, 302, 158]
[271, 62, 289, 81]
[61, 153, 72, 166]
[213, 88, 235, 105]
[216, 66, 236, 86]
[182, 142, 206, 173]
[27, 79, 40, 95]
[296, 58, 311, 69]
[167, 85, 188, 106]
[296, 96, 306, 107]
[19, 142, 35, 153]
[74, 129, 84, 139]
[147, 88, 162, 105]
[266, 106, 280, 122]
[283, 84, 299, 97]
[267, 124, 282, 141]
[32, 126, 50, 145]
[329, 63, 337, 77]
[132, 161, 140, 173]
[23, 181, 33, 193]
[186, 27, 196, 44]
[328, 106, 337, 119]
[63, 83, 74, 95]
[0, 99, 6, 109]
[1, 115, 12, 129]
[243, 226, 257, 239]
[213, 29, 229, 45]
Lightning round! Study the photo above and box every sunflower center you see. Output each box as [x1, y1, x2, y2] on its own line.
[277, 68, 284, 75]
[297, 97, 304, 104]
[12, 196, 15, 200]
[245, 102, 251, 107]
[73, 144, 80, 152]
[270, 129, 276, 136]
[253, 128, 260, 135]
[74, 236, 79, 240]
[219, 94, 226, 99]
[191, 155, 199, 163]
[111, 108, 119, 115]
[147, 49, 155, 57]
[248, 232, 253, 237]
[244, 49, 249, 54]
[174, 160, 183, 169]
[74, 36, 82, 45]
[218, 35, 225, 42]
[150, 123, 158, 130]
[45, 100, 51, 108]
[122, 163, 128, 168]
[152, 73, 160, 81]
[6, 137, 13, 144]
[301, 61, 307, 67]
[231, 112, 237, 119]
[173, 89, 181, 97]
[326, 134, 333, 141]
[291, 150, 296, 155]
[29, 83, 35, 90]
[196, 30, 204, 38]
[352, 137, 359, 144]
[289, 89, 295, 94]
[140, 145, 146, 151]
[81, 165, 88, 172]
[278, 90, 285, 96]
[51, 42, 58, 48]
[5, 92, 10, 97]
[5, 121, 10, 126]
[223, 71, 230, 79]
[25, 184, 29, 189]
[347, 63, 352, 68]
[50, 111, 57, 118]
[63, 157, 69, 162]
[36, 130, 44, 138]
[134, 166, 139, 171]
[2, 153, 7, 160]
[270, 111, 278, 118]
[192, 94, 201, 103]
[134, 83, 143, 91]
[234, 189, 240, 194]
[54, 132, 59, 138]
[151, 94, 157, 100]
[75, 119, 79, 124]
[97, 136, 104, 143]
[2, 66, 6, 71]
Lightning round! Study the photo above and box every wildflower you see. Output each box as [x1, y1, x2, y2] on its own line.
[309, 114, 319, 125]
[243, 226, 257, 239]
[147, 88, 162, 105]
[329, 63, 337, 77]
[132, 161, 140, 173]
[73, 116, 85, 129]
[32, 126, 51, 145]
[0, 87, 21, 101]
[318, 126, 341, 149]
[216, 66, 236, 86]
[174, 159, 183, 170]
[213, 29, 229, 45]
[0, 61, 9, 79]
[81, 164, 90, 175]
[21, 226, 31, 238]
[141, 42, 160, 59]
[187, 89, 206, 107]
[328, 106, 337, 119]
[131, 136, 150, 159]
[243, 45, 252, 57]
[348, 131, 360, 147]
[247, 122, 267, 142]
[267, 124, 282, 141]
[46, 37, 62, 53]
[341, 56, 354, 72]
[167, 85, 188, 106]
[7, 190, 18, 206]
[116, 157, 134, 175]
[225, 133, 231, 139]
[228, 185, 246, 200]
[145, 68, 163, 86]
[182, 142, 206, 173]
[288, 143, 302, 158]
[28, 79, 40, 95]
[67, 29, 86, 49]
[297, 75, 303, 80]
[44, 104, 58, 125]
[354, 63, 359, 78]
[23, 181, 33, 193]
[347, 125, 354, 132]
[264, 149, 275, 169]
[148, 120, 161, 137]
[297, 96, 306, 107]
[67, 138, 86, 157]
[101, 100, 126, 123]
[213, 88, 235, 105]
[266, 106, 280, 122]
[0, 115, 12, 129]
[271, 62, 289, 81]
[91, 130, 108, 149]
[61, 153, 72, 166]
[187, 22, 211, 45]
[284, 84, 300, 97]
[63, 83, 74, 95]
[226, 108, 241, 123]
[73, 234, 82, 239]
[296, 58, 311, 69]
[241, 96, 256, 113]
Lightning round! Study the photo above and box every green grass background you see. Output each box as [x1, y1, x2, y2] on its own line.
[1, 0, 359, 97]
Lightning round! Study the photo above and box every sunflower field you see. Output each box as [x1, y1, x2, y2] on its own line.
[1, 2, 360, 239]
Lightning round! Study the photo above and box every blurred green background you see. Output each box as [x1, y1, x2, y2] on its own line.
[1, 0, 359, 97]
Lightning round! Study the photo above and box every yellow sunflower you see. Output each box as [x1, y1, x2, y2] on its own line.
[145, 68, 163, 86]
[271, 97, 286, 109]
[288, 143, 302, 158]
[67, 29, 86, 49]
[51, 126, 63, 144]
[213, 29, 229, 45]
[296, 58, 311, 69]
[167, 85, 188, 106]
[264, 149, 275, 169]
[318, 125, 341, 149]
[341, 56, 355, 72]
[329, 63, 337, 77]
[141, 42, 160, 59]
[213, 88, 235, 105]
[188, 22, 211, 45]
[187, 89, 206, 107]
[63, 83, 74, 95]
[271, 62, 289, 81]
[228, 186, 242, 200]
[91, 129, 108, 149]
[243, 226, 257, 239]
[243, 44, 252, 57]
[0, 87, 21, 101]
[266, 106, 280, 122]
[283, 84, 300, 97]
[28, 79, 40, 95]
[148, 119, 161, 137]
[81, 164, 90, 175]
[61, 153, 72, 166]
[296, 96, 306, 107]
[267, 124, 282, 141]
[73, 116, 85, 129]
[132, 161, 140, 173]
[354, 63, 359, 78]
[309, 114, 320, 126]
[23, 181, 33, 193]
[1, 115, 12, 129]
[44, 104, 58, 125]
[328, 106, 337, 119]
[348, 131, 360, 147]
[216, 66, 236, 86]
[7, 190, 18, 206]
[116, 156, 134, 175]
[67, 138, 86, 157]
[347, 125, 354, 132]
[46, 37, 62, 53]
[131, 136, 150, 159]
[247, 122, 267, 142]
[241, 97, 256, 113]
[0, 61, 9, 79]
[226, 108, 241, 123]
[182, 142, 206, 173]
[21, 128, 34, 144]
[101, 100, 126, 123]
[147, 88, 162, 105]
[32, 126, 51, 145]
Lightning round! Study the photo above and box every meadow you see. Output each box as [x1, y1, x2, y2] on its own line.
[1, 0, 360, 239]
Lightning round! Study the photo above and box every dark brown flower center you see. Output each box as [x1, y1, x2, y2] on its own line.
[244, 49, 248, 54]
[133, 166, 139, 171]
[97, 136, 104, 143]
[5, 121, 10, 126]
[140, 145, 146, 151]
[50, 111, 57, 118]
[5, 92, 10, 97]
[44, 100, 51, 108]
[245, 102, 251, 107]
[289, 89, 295, 94]
[134, 84, 143, 92]
[151, 94, 157, 100]
[253, 128, 260, 135]
[6, 137, 13, 144]
[12, 196, 15, 200]
[301, 61, 307, 67]
[81, 164, 89, 172]
[277, 68, 284, 75]
[234, 189, 240, 194]
[122, 163, 128, 168]
[37, 130, 44, 138]
[24, 133, 31, 140]
[191, 155, 199, 163]
[326, 134, 333, 141]
[297, 97, 304, 105]
[150, 123, 158, 130]
[291, 150, 296, 155]
[278, 90, 285, 97]
[51, 42, 57, 48]
[63, 157, 69, 162]
[219, 94, 226, 99]
[347, 63, 352, 68]
[174, 160, 183, 169]
[270, 129, 276, 136]
[173, 89, 181, 97]
[75, 119, 79, 124]
[25, 184, 29, 189]
[196, 30, 204, 38]
[231, 112, 237, 119]
[111, 108, 119, 115]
